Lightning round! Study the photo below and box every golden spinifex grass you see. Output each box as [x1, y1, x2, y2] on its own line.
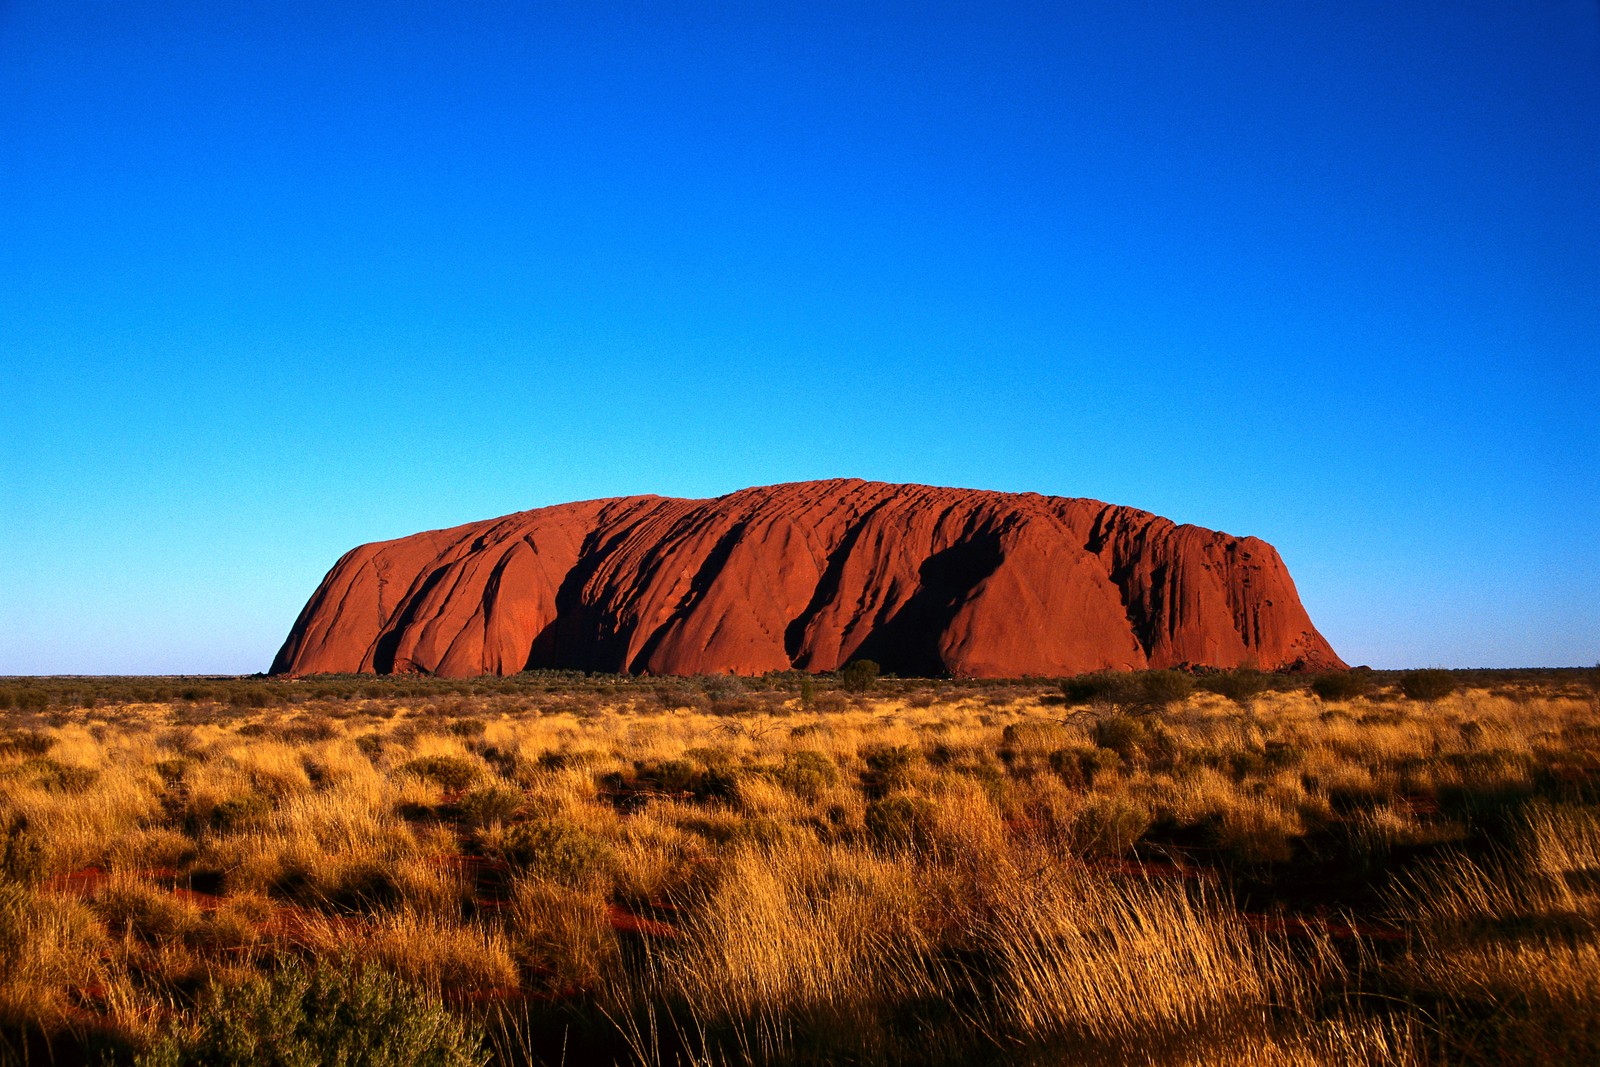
[0, 673, 1596, 1065]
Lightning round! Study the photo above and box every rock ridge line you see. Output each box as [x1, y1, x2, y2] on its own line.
[271, 478, 1345, 678]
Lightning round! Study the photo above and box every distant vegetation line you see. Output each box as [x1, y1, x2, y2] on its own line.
[1, 666, 1595, 714]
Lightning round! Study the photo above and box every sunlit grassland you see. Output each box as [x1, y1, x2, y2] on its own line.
[0, 670, 1596, 1065]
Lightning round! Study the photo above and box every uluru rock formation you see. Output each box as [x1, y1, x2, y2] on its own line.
[271, 479, 1345, 679]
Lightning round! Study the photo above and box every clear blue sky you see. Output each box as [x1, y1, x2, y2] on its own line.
[3, 1, 1596, 674]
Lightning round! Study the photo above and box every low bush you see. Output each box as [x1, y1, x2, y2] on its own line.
[839, 659, 881, 692]
[154, 757, 190, 783]
[97, 882, 199, 944]
[636, 758, 700, 793]
[400, 755, 481, 791]
[209, 792, 272, 832]
[775, 750, 839, 800]
[1060, 672, 1140, 707]
[457, 785, 525, 827]
[1062, 670, 1193, 710]
[862, 744, 919, 792]
[1091, 716, 1149, 761]
[1206, 802, 1303, 865]
[12, 689, 50, 711]
[1138, 670, 1195, 708]
[499, 819, 613, 886]
[226, 686, 274, 709]
[1311, 672, 1370, 701]
[136, 959, 485, 1067]
[622, 758, 741, 803]
[1001, 721, 1073, 751]
[323, 864, 403, 914]
[1073, 793, 1153, 856]
[864, 795, 937, 848]
[0, 729, 53, 757]
[1199, 669, 1268, 705]
[0, 817, 47, 884]
[1402, 669, 1457, 702]
[1048, 746, 1117, 788]
[21, 757, 98, 794]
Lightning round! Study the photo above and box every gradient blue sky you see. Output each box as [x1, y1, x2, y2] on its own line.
[3, 1, 1597, 674]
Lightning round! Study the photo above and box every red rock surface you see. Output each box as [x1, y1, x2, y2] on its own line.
[271, 479, 1344, 678]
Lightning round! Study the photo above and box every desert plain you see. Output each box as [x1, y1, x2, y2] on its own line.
[1, 668, 1596, 1066]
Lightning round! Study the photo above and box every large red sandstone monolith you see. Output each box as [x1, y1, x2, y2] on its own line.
[271, 479, 1344, 678]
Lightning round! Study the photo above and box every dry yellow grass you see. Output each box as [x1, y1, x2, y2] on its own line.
[0, 671, 1596, 1065]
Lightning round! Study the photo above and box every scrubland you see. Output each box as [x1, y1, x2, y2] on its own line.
[0, 669, 1596, 1066]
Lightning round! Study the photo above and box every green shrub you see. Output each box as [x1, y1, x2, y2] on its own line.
[98, 883, 198, 944]
[1048, 747, 1117, 788]
[154, 758, 191, 783]
[732, 815, 807, 848]
[400, 755, 481, 791]
[1228, 749, 1269, 778]
[210, 793, 272, 831]
[683, 745, 734, 768]
[862, 744, 918, 791]
[1043, 748, 1120, 790]
[281, 717, 338, 744]
[1200, 669, 1268, 705]
[226, 685, 273, 709]
[1091, 716, 1149, 761]
[697, 764, 743, 802]
[1073, 793, 1152, 856]
[14, 689, 49, 711]
[1061, 670, 1193, 710]
[457, 785, 524, 826]
[637, 758, 700, 793]
[136, 959, 484, 1067]
[629, 758, 740, 802]
[536, 749, 572, 771]
[499, 819, 612, 886]
[21, 757, 98, 794]
[0, 729, 53, 757]
[1000, 721, 1073, 751]
[960, 761, 1010, 804]
[324, 864, 402, 914]
[1311, 672, 1370, 701]
[1401, 669, 1456, 702]
[0, 882, 39, 975]
[0, 817, 47, 884]
[839, 659, 881, 692]
[1205, 806, 1300, 865]
[775, 750, 839, 800]
[1137, 670, 1195, 708]
[1060, 672, 1140, 707]
[864, 795, 936, 848]
[1264, 740, 1305, 770]
[1044, 747, 1084, 788]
